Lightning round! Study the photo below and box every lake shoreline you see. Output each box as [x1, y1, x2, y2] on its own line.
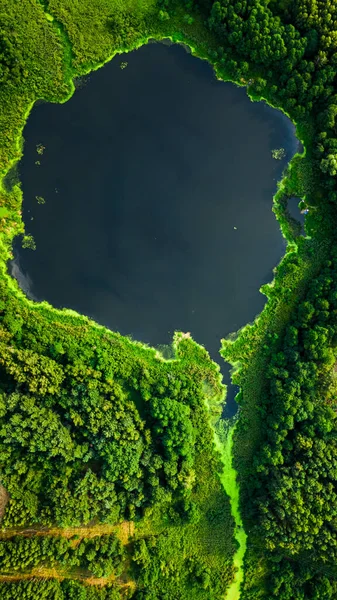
[0, 7, 326, 599]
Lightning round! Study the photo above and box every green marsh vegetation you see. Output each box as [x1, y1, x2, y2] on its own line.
[21, 234, 36, 250]
[214, 422, 247, 600]
[271, 148, 286, 160]
[2, 0, 337, 598]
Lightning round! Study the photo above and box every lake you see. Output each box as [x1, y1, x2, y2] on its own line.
[12, 43, 299, 416]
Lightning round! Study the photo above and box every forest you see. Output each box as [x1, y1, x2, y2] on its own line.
[1, 0, 337, 598]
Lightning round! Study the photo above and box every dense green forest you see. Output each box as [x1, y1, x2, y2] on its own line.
[1, 0, 337, 598]
[0, 533, 125, 577]
[0, 579, 127, 599]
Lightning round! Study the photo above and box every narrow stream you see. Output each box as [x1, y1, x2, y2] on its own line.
[217, 425, 247, 600]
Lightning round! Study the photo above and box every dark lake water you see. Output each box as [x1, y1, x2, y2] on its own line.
[288, 196, 305, 228]
[13, 43, 299, 416]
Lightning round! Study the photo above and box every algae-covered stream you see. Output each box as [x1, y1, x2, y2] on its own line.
[215, 425, 247, 599]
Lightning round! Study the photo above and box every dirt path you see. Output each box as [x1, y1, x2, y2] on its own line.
[0, 570, 136, 590]
[0, 521, 134, 545]
[0, 519, 136, 588]
[0, 485, 9, 522]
